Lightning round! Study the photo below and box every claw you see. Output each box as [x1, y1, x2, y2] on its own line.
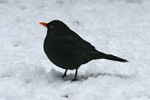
[62, 74, 66, 78]
[71, 78, 79, 82]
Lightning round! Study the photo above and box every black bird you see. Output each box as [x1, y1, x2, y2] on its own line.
[40, 20, 128, 81]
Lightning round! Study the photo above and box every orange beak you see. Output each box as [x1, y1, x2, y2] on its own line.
[39, 22, 47, 27]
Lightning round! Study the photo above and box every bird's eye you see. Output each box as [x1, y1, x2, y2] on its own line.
[50, 25, 54, 29]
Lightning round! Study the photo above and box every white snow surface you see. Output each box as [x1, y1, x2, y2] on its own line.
[0, 0, 150, 100]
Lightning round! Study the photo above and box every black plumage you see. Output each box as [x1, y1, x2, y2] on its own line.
[40, 20, 128, 81]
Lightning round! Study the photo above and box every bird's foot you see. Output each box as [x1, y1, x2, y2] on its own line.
[71, 78, 79, 82]
[62, 74, 67, 78]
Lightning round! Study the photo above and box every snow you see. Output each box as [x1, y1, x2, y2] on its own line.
[0, 0, 150, 100]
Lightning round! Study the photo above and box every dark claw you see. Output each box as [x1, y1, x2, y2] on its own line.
[62, 74, 66, 78]
[71, 78, 79, 82]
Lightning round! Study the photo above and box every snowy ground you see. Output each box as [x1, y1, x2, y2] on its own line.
[0, 0, 150, 100]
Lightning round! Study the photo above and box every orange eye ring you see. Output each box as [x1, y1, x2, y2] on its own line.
[50, 25, 54, 29]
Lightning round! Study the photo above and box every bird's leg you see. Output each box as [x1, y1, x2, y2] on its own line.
[72, 68, 79, 81]
[62, 69, 68, 78]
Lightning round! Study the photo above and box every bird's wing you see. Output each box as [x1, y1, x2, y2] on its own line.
[58, 36, 103, 64]
[58, 35, 96, 53]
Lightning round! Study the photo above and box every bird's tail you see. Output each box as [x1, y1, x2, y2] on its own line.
[101, 53, 128, 62]
[91, 52, 128, 62]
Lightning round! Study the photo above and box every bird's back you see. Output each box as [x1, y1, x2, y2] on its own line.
[44, 29, 100, 69]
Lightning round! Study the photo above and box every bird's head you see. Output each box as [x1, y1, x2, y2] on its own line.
[39, 20, 70, 32]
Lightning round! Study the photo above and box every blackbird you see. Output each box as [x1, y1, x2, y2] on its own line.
[40, 20, 128, 81]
